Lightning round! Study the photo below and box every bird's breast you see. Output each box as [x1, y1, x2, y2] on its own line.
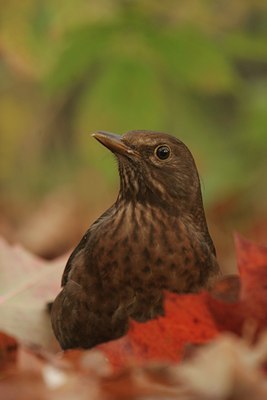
[91, 202, 209, 293]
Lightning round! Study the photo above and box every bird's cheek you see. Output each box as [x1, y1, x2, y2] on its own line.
[148, 156, 163, 167]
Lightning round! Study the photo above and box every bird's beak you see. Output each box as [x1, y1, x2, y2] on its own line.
[92, 131, 136, 157]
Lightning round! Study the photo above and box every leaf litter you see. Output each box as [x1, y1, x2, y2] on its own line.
[0, 234, 267, 398]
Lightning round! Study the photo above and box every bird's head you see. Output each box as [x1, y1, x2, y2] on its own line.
[93, 130, 202, 213]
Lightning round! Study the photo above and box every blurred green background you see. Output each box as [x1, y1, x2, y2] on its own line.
[1, 0, 267, 271]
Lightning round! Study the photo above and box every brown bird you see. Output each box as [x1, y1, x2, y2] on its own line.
[51, 130, 221, 349]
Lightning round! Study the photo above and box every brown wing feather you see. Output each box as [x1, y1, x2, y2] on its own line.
[61, 231, 89, 286]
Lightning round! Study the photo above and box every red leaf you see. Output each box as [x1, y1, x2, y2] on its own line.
[98, 293, 219, 369]
[236, 233, 267, 322]
[208, 234, 267, 335]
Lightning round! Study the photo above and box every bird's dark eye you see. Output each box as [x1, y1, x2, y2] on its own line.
[155, 145, 171, 160]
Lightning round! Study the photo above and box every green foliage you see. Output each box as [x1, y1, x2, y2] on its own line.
[1, 0, 267, 206]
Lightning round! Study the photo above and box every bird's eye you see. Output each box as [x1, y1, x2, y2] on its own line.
[155, 145, 171, 160]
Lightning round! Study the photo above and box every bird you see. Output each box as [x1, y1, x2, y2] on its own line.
[51, 130, 221, 350]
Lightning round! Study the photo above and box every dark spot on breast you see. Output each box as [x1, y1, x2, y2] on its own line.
[92, 281, 102, 291]
[143, 247, 151, 260]
[111, 261, 118, 268]
[124, 277, 131, 285]
[94, 309, 102, 318]
[133, 276, 142, 285]
[160, 230, 169, 249]
[107, 249, 113, 257]
[142, 265, 150, 273]
[148, 281, 157, 289]
[168, 247, 174, 255]
[184, 256, 191, 266]
[112, 240, 119, 250]
[183, 275, 196, 291]
[181, 245, 187, 255]
[155, 257, 163, 266]
[121, 236, 129, 246]
[155, 274, 168, 288]
[180, 268, 190, 278]
[124, 255, 130, 264]
[103, 262, 111, 270]
[170, 263, 176, 270]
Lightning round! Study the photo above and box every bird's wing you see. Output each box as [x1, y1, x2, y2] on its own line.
[61, 207, 115, 287]
[61, 231, 89, 287]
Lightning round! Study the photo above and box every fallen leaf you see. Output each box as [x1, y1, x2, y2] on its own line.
[2, 330, 267, 400]
[0, 238, 65, 350]
[98, 292, 219, 369]
[0, 342, 100, 400]
[1, 233, 267, 398]
[1, 233, 267, 373]
[208, 234, 267, 336]
[173, 333, 267, 400]
[99, 334, 267, 400]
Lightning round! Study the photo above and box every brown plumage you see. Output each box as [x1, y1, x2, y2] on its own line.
[51, 130, 221, 349]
